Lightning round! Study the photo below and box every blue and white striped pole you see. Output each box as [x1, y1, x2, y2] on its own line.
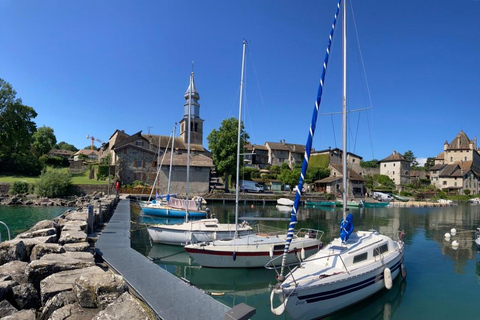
[278, 0, 342, 278]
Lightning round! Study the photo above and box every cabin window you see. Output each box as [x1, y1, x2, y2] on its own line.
[353, 252, 368, 264]
[373, 244, 389, 256]
[136, 140, 143, 146]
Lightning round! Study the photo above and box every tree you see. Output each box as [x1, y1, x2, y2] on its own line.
[360, 159, 379, 168]
[208, 117, 249, 191]
[403, 150, 419, 168]
[55, 141, 78, 152]
[35, 168, 72, 198]
[0, 78, 38, 173]
[278, 166, 300, 188]
[424, 157, 435, 170]
[32, 125, 57, 157]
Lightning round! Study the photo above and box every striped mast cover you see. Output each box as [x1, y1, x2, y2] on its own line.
[278, 0, 342, 278]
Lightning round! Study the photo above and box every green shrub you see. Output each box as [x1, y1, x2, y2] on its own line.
[35, 168, 72, 198]
[9, 181, 30, 195]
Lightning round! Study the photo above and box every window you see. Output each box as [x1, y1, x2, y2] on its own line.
[443, 181, 447, 185]
[393, 163, 396, 167]
[384, 164, 386, 167]
[353, 252, 368, 264]
[136, 140, 143, 146]
[123, 149, 127, 154]
[450, 157, 453, 162]
[373, 244, 389, 256]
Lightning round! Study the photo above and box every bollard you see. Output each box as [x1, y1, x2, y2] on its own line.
[87, 205, 94, 234]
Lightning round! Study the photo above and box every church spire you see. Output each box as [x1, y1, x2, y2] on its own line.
[179, 71, 204, 146]
[184, 72, 200, 118]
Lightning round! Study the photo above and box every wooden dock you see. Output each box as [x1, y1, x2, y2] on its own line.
[95, 198, 232, 320]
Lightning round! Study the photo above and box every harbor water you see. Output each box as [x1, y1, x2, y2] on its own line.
[2, 203, 479, 319]
[0, 206, 70, 241]
[132, 202, 480, 320]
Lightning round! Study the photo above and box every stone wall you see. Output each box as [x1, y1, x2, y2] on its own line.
[0, 183, 9, 195]
[0, 183, 110, 197]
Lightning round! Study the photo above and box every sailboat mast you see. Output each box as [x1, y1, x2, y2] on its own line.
[234, 40, 247, 238]
[342, 0, 348, 220]
[167, 123, 176, 199]
[185, 72, 193, 222]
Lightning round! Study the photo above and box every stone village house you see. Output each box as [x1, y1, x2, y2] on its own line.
[309, 148, 366, 197]
[429, 131, 480, 195]
[99, 73, 213, 196]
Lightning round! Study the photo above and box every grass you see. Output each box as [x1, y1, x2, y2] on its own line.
[0, 170, 108, 185]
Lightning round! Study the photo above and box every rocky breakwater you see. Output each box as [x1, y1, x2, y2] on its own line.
[0, 196, 153, 319]
[0, 192, 108, 208]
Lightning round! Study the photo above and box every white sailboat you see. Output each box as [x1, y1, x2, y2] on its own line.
[146, 72, 253, 246]
[266, 1, 406, 319]
[184, 41, 323, 268]
[140, 125, 178, 210]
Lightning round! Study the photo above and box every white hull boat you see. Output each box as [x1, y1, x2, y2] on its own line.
[268, 231, 405, 319]
[184, 228, 323, 268]
[147, 219, 253, 246]
[277, 198, 294, 206]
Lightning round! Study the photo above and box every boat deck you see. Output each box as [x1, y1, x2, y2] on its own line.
[95, 198, 231, 320]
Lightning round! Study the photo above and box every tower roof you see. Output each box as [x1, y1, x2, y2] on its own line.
[447, 131, 471, 150]
[184, 72, 199, 100]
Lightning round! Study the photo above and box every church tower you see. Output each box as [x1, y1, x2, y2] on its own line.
[179, 72, 204, 146]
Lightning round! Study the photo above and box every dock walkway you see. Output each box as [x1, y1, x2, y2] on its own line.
[95, 198, 230, 320]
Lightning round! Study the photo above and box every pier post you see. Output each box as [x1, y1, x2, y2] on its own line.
[87, 205, 94, 234]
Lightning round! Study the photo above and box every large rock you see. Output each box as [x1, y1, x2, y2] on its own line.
[12, 283, 40, 309]
[39, 291, 77, 320]
[0, 299, 18, 318]
[73, 270, 127, 309]
[0, 261, 29, 284]
[30, 243, 65, 261]
[64, 242, 90, 253]
[40, 266, 105, 306]
[1, 308, 36, 320]
[49, 303, 100, 320]
[26, 252, 95, 288]
[58, 230, 87, 245]
[16, 227, 56, 239]
[64, 211, 88, 222]
[0, 279, 16, 301]
[92, 292, 151, 320]
[62, 220, 88, 232]
[27, 219, 56, 232]
[0, 239, 27, 265]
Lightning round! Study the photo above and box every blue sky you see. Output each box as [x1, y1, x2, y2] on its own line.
[2, 0, 480, 165]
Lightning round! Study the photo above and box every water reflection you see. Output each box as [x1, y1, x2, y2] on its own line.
[131, 202, 480, 319]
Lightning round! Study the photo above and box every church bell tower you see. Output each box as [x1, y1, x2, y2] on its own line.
[179, 72, 204, 146]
